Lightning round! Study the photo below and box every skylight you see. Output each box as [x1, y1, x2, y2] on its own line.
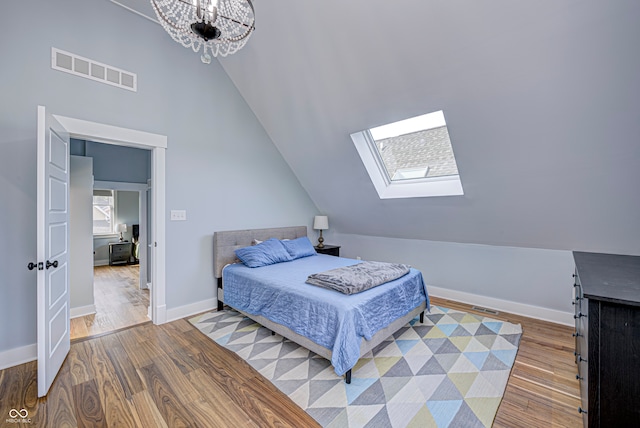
[351, 110, 463, 199]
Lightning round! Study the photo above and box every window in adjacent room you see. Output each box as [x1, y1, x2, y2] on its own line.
[93, 189, 116, 235]
[351, 110, 464, 198]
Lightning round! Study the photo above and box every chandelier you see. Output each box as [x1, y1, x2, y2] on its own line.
[150, 0, 255, 63]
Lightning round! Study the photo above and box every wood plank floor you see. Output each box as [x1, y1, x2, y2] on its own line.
[0, 297, 581, 427]
[70, 265, 150, 340]
[431, 297, 582, 428]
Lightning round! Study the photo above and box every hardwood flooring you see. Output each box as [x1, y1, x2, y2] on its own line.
[431, 297, 582, 428]
[0, 297, 581, 427]
[70, 265, 150, 340]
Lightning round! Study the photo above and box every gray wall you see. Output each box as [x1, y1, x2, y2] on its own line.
[217, 0, 640, 320]
[70, 156, 94, 310]
[0, 0, 318, 355]
[334, 232, 575, 321]
[222, 0, 640, 256]
[72, 140, 151, 184]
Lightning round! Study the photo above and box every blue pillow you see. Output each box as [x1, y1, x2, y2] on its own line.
[280, 237, 317, 260]
[235, 238, 293, 268]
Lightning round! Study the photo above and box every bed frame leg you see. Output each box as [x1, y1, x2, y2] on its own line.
[420, 311, 424, 323]
[217, 278, 224, 311]
[345, 369, 351, 384]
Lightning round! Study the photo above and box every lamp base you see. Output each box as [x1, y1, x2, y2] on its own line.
[317, 231, 325, 248]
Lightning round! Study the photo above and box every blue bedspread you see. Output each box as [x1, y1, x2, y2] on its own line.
[223, 254, 429, 376]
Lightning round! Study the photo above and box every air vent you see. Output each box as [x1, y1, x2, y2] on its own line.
[471, 306, 500, 316]
[51, 48, 137, 92]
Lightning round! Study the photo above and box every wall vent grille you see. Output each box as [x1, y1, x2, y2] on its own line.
[471, 306, 500, 316]
[51, 48, 137, 92]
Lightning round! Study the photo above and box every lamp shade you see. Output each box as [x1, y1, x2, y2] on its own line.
[313, 216, 329, 230]
[116, 224, 127, 233]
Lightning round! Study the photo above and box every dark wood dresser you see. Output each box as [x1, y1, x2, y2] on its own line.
[314, 245, 340, 257]
[573, 251, 640, 427]
[109, 242, 132, 265]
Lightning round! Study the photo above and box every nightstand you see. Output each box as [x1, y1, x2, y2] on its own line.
[109, 242, 132, 265]
[315, 245, 340, 257]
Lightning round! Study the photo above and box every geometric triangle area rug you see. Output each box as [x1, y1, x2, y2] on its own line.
[189, 306, 522, 428]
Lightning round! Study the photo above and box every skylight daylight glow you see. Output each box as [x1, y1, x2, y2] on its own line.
[369, 110, 447, 140]
[351, 109, 464, 199]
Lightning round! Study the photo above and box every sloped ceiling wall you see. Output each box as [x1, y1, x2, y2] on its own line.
[217, 0, 640, 254]
[126, 0, 640, 254]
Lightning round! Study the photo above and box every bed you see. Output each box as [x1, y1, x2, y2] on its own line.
[213, 226, 429, 383]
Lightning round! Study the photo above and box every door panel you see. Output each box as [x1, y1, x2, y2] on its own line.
[37, 105, 71, 397]
[49, 267, 67, 307]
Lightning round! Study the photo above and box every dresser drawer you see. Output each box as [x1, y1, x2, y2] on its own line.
[573, 270, 589, 425]
[109, 242, 132, 265]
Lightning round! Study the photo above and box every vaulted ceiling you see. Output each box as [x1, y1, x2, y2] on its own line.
[119, 0, 640, 253]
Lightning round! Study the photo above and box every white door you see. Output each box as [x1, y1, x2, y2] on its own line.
[36, 105, 71, 397]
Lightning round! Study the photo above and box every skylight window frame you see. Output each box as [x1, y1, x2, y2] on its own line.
[351, 116, 464, 199]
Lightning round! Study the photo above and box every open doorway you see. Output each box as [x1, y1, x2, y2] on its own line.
[54, 111, 168, 325]
[69, 141, 152, 340]
[90, 184, 151, 338]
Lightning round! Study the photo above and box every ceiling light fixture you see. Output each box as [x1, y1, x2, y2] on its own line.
[150, 0, 255, 63]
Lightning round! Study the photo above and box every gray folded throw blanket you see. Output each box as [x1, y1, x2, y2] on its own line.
[306, 261, 411, 295]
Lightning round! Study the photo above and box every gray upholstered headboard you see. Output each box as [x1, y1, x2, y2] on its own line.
[213, 226, 308, 279]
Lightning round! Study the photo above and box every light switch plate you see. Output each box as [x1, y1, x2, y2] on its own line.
[170, 210, 187, 221]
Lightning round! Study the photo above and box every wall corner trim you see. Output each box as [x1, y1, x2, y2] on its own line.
[155, 304, 168, 324]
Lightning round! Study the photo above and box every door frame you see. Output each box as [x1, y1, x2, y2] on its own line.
[54, 114, 168, 323]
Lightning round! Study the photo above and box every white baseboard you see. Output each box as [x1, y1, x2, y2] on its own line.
[155, 304, 167, 324]
[0, 343, 37, 371]
[428, 285, 574, 326]
[70, 304, 96, 319]
[166, 298, 217, 323]
[94, 259, 109, 266]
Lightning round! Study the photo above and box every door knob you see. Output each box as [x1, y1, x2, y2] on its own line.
[28, 262, 44, 271]
[46, 260, 58, 269]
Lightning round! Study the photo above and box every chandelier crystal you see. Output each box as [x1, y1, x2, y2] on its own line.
[150, 0, 255, 63]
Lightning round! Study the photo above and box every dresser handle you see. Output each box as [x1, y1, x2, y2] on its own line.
[573, 283, 579, 287]
[576, 374, 583, 380]
[572, 332, 582, 337]
[574, 313, 586, 319]
[578, 407, 588, 414]
[578, 355, 587, 363]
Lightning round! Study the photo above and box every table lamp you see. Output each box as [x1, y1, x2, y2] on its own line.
[313, 216, 329, 248]
[116, 223, 127, 242]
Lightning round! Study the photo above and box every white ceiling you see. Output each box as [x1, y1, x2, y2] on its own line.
[119, 0, 640, 253]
